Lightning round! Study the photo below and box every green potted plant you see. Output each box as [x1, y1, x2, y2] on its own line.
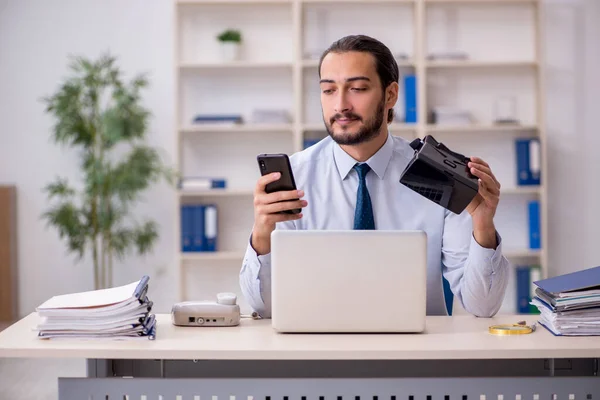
[41, 53, 177, 290]
[217, 29, 242, 62]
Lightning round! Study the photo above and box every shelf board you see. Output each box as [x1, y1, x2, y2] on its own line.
[302, 123, 416, 133]
[180, 61, 293, 70]
[179, 0, 534, 5]
[302, 123, 326, 131]
[179, 189, 254, 198]
[425, 0, 537, 3]
[182, 250, 541, 261]
[504, 249, 542, 259]
[181, 124, 293, 134]
[181, 251, 245, 262]
[426, 124, 537, 133]
[390, 123, 418, 134]
[302, 59, 414, 68]
[303, 0, 414, 3]
[426, 60, 538, 69]
[177, 0, 291, 4]
[502, 186, 542, 195]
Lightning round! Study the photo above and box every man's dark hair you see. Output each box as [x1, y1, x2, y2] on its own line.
[318, 34, 399, 123]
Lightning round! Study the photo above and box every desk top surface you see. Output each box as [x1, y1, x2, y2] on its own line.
[0, 313, 599, 360]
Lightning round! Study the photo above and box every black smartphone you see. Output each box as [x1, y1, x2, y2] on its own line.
[257, 153, 301, 214]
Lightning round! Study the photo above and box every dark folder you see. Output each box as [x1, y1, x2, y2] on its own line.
[534, 265, 600, 295]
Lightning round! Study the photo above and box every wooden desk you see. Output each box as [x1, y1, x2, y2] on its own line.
[1, 313, 599, 399]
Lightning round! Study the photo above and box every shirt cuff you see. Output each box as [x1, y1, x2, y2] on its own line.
[469, 231, 504, 274]
[247, 233, 271, 272]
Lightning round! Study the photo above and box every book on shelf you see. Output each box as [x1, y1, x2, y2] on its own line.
[530, 266, 600, 336]
[181, 204, 218, 253]
[192, 114, 243, 125]
[426, 51, 469, 61]
[35, 276, 156, 340]
[179, 177, 227, 191]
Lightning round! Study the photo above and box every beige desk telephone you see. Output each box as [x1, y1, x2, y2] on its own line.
[171, 292, 241, 327]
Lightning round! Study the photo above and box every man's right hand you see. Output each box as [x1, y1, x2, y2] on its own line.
[251, 172, 307, 255]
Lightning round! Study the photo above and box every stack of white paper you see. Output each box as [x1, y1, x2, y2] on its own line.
[35, 276, 156, 340]
[531, 290, 600, 336]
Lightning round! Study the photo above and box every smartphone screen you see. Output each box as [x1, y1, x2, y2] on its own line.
[257, 153, 300, 214]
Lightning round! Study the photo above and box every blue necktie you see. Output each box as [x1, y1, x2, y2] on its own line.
[353, 163, 375, 230]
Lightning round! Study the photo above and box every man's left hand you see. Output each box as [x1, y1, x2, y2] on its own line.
[465, 156, 500, 249]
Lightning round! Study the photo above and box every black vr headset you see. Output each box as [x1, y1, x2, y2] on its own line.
[399, 135, 479, 214]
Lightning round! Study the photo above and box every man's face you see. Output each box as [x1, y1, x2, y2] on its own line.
[319, 51, 386, 146]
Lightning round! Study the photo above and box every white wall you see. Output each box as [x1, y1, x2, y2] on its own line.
[545, 0, 600, 277]
[0, 0, 598, 316]
[0, 0, 178, 315]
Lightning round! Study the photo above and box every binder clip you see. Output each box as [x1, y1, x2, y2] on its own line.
[399, 135, 479, 214]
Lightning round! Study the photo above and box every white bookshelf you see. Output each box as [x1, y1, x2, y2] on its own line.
[179, 189, 254, 198]
[179, 62, 294, 71]
[180, 124, 294, 134]
[426, 124, 538, 133]
[174, 0, 547, 315]
[181, 251, 246, 262]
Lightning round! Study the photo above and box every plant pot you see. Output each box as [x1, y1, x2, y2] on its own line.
[219, 42, 241, 62]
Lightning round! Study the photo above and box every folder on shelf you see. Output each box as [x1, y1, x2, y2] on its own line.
[303, 138, 320, 149]
[515, 138, 541, 185]
[181, 205, 194, 252]
[404, 75, 417, 124]
[35, 276, 156, 340]
[516, 265, 541, 314]
[192, 204, 205, 252]
[204, 204, 217, 252]
[181, 204, 218, 252]
[528, 200, 541, 249]
[179, 177, 227, 190]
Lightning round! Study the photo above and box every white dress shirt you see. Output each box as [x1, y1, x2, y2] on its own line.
[239, 132, 510, 318]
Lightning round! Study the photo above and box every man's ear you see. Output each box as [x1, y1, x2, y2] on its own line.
[386, 82, 399, 108]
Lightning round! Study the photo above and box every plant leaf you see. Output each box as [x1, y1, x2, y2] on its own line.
[111, 227, 134, 261]
[101, 72, 150, 148]
[43, 177, 76, 200]
[134, 220, 158, 255]
[110, 146, 164, 204]
[42, 202, 86, 260]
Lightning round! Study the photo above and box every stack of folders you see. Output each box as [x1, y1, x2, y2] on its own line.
[35, 276, 156, 340]
[530, 266, 600, 336]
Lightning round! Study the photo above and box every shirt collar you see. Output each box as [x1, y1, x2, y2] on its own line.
[333, 131, 394, 181]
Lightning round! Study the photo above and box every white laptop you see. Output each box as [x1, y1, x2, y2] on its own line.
[270, 230, 427, 333]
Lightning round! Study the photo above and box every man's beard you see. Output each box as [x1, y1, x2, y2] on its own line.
[324, 97, 385, 146]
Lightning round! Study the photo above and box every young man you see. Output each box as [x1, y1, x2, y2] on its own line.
[239, 35, 510, 319]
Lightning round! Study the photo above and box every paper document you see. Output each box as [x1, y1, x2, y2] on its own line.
[37, 280, 141, 310]
[530, 266, 600, 336]
[35, 276, 155, 340]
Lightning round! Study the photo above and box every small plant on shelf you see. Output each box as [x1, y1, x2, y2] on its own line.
[217, 29, 242, 43]
[217, 29, 242, 62]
